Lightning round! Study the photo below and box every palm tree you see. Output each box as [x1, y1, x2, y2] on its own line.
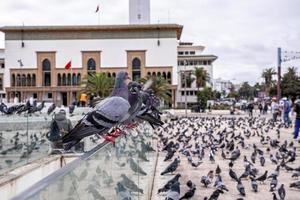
[81, 72, 114, 98]
[139, 75, 172, 103]
[192, 67, 210, 91]
[261, 68, 276, 96]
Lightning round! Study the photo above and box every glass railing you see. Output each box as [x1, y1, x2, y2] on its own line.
[11, 122, 157, 200]
[0, 106, 91, 176]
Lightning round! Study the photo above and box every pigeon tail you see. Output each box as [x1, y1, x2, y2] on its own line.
[62, 123, 107, 150]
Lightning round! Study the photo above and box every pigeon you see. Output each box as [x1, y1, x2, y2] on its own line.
[62, 72, 131, 149]
[179, 187, 196, 200]
[207, 189, 224, 200]
[277, 184, 285, 200]
[256, 170, 268, 183]
[250, 177, 258, 192]
[229, 168, 239, 182]
[161, 157, 180, 175]
[47, 103, 56, 115]
[289, 180, 300, 189]
[115, 182, 132, 200]
[158, 174, 181, 194]
[166, 182, 180, 200]
[236, 179, 246, 196]
[270, 176, 278, 192]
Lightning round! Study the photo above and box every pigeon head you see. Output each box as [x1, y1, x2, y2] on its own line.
[116, 182, 126, 191]
[111, 71, 130, 100]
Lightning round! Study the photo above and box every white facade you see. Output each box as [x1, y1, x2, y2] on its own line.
[129, 0, 150, 24]
[4, 38, 178, 88]
[213, 78, 233, 95]
[176, 43, 217, 106]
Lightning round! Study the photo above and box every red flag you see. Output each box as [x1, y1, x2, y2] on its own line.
[65, 60, 71, 70]
[95, 5, 99, 13]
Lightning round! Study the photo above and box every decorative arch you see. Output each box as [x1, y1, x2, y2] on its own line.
[87, 58, 96, 71]
[32, 74, 36, 86]
[72, 73, 77, 85]
[152, 72, 156, 77]
[162, 72, 167, 79]
[21, 74, 26, 86]
[11, 74, 16, 86]
[27, 74, 31, 86]
[67, 73, 71, 85]
[112, 72, 116, 78]
[77, 73, 81, 85]
[57, 74, 62, 86]
[62, 73, 66, 86]
[42, 58, 51, 86]
[132, 57, 141, 81]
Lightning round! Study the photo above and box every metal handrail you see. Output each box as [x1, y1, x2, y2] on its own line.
[10, 140, 111, 200]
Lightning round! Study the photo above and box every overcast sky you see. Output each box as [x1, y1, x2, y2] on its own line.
[1, 0, 300, 84]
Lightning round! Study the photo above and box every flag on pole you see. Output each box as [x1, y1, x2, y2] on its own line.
[65, 60, 72, 70]
[95, 5, 99, 13]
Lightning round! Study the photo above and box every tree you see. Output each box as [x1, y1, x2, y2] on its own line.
[261, 68, 276, 96]
[81, 72, 114, 98]
[238, 82, 254, 99]
[192, 67, 210, 90]
[281, 67, 300, 99]
[197, 87, 213, 109]
[139, 75, 172, 103]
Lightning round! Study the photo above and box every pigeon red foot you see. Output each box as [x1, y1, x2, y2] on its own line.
[125, 123, 138, 129]
[104, 128, 124, 145]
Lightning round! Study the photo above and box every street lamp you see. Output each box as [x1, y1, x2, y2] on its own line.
[183, 60, 188, 117]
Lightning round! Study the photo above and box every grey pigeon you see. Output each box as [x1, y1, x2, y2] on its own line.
[62, 71, 131, 149]
[128, 157, 147, 175]
[120, 174, 143, 194]
[116, 182, 132, 200]
[166, 182, 180, 200]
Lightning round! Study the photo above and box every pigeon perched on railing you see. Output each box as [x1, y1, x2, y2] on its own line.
[62, 71, 163, 150]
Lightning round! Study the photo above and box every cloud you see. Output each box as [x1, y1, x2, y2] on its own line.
[0, 0, 300, 84]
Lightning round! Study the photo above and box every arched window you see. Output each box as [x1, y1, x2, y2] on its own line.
[167, 72, 172, 84]
[87, 58, 96, 71]
[11, 74, 16, 86]
[77, 73, 81, 85]
[32, 74, 36, 86]
[147, 72, 151, 76]
[57, 74, 62, 86]
[21, 74, 26, 86]
[67, 73, 71, 85]
[72, 73, 77, 85]
[152, 72, 156, 77]
[107, 73, 111, 78]
[157, 72, 161, 77]
[16, 74, 21, 86]
[62, 73, 66, 86]
[112, 72, 116, 78]
[132, 57, 141, 81]
[27, 74, 31, 86]
[42, 59, 51, 86]
[162, 72, 167, 79]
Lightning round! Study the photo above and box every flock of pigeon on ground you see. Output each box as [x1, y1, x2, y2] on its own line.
[153, 116, 300, 200]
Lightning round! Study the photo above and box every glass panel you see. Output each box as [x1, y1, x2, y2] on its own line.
[24, 122, 156, 200]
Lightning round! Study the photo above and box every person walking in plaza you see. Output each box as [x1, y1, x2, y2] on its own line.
[282, 97, 291, 128]
[80, 93, 87, 107]
[258, 103, 263, 115]
[293, 99, 300, 140]
[263, 103, 268, 115]
[271, 98, 279, 122]
[247, 102, 254, 117]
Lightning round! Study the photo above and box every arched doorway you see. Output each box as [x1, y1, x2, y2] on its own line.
[42, 59, 51, 86]
[132, 57, 141, 81]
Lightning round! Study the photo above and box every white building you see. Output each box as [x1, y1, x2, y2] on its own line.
[213, 78, 234, 96]
[0, 48, 5, 100]
[176, 42, 217, 107]
[0, 24, 182, 106]
[129, 0, 150, 24]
